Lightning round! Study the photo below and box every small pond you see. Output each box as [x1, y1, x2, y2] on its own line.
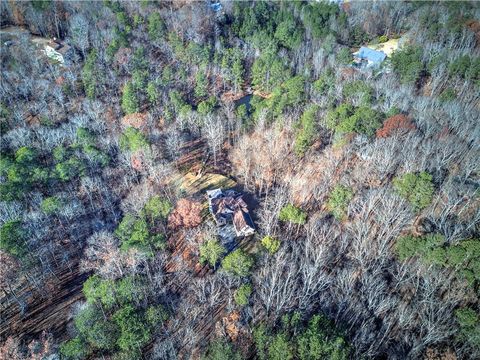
[235, 94, 253, 112]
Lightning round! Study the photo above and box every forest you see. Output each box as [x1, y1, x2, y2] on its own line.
[0, 1, 479, 359]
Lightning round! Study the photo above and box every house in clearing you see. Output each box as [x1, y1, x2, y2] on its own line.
[0, 27, 73, 65]
[207, 189, 255, 237]
[353, 46, 387, 69]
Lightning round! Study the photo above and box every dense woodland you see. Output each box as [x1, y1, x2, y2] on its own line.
[0, 1, 479, 359]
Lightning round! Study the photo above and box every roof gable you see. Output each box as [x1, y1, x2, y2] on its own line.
[207, 188, 255, 236]
[357, 47, 387, 63]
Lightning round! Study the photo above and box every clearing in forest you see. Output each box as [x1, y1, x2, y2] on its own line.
[177, 172, 236, 196]
[368, 37, 400, 57]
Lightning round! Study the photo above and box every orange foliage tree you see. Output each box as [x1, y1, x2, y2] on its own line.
[376, 114, 415, 138]
[168, 199, 203, 229]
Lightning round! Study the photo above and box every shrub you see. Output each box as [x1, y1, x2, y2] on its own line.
[0, 220, 27, 259]
[274, 13, 303, 49]
[395, 235, 422, 260]
[82, 50, 98, 99]
[119, 127, 150, 152]
[113, 305, 151, 352]
[313, 70, 335, 95]
[76, 127, 96, 148]
[203, 338, 243, 360]
[294, 105, 319, 156]
[448, 55, 480, 82]
[131, 69, 148, 91]
[74, 304, 117, 351]
[326, 104, 382, 137]
[378, 35, 388, 43]
[279, 204, 307, 225]
[121, 82, 139, 114]
[326, 185, 354, 220]
[59, 337, 88, 360]
[439, 88, 457, 102]
[145, 304, 169, 326]
[83, 145, 110, 167]
[455, 307, 480, 349]
[391, 46, 424, 84]
[349, 106, 383, 136]
[342, 80, 373, 106]
[15, 146, 36, 164]
[234, 283, 252, 306]
[197, 95, 218, 115]
[55, 157, 85, 181]
[143, 195, 172, 222]
[147, 81, 159, 105]
[222, 249, 254, 277]
[302, 2, 339, 39]
[253, 313, 350, 360]
[337, 47, 352, 65]
[268, 333, 293, 360]
[393, 172, 434, 211]
[252, 46, 290, 93]
[116, 214, 161, 251]
[41, 196, 63, 215]
[396, 233, 445, 261]
[261, 235, 281, 254]
[147, 12, 165, 41]
[83, 275, 116, 309]
[397, 235, 480, 286]
[195, 71, 208, 99]
[296, 315, 350, 360]
[200, 239, 227, 268]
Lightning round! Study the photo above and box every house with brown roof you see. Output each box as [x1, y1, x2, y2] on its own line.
[207, 189, 255, 237]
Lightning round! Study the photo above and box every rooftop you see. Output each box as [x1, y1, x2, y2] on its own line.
[355, 47, 387, 63]
[207, 188, 255, 237]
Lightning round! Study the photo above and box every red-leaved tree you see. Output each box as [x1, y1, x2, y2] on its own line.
[168, 199, 203, 229]
[376, 114, 415, 138]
